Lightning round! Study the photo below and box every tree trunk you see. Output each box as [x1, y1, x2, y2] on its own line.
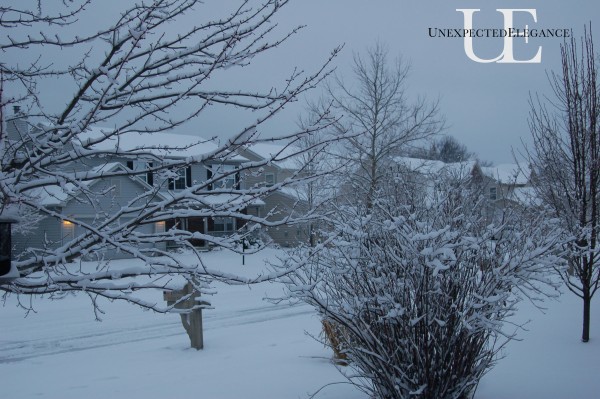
[582, 287, 591, 342]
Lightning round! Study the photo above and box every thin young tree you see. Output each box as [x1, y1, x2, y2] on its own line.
[0, 0, 340, 313]
[325, 42, 444, 209]
[528, 25, 599, 342]
[291, 100, 345, 246]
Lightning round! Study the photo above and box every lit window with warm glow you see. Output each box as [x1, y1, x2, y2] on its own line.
[62, 220, 75, 240]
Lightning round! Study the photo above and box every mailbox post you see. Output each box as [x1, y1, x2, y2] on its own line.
[0, 216, 19, 281]
[164, 281, 208, 350]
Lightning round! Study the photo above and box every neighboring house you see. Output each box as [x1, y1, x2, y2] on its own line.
[393, 156, 477, 201]
[475, 163, 532, 222]
[237, 142, 311, 246]
[478, 164, 530, 203]
[252, 188, 310, 246]
[18, 161, 169, 260]
[237, 142, 298, 189]
[4, 110, 263, 258]
[393, 156, 533, 221]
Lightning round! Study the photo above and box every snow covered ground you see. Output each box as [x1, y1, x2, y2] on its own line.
[1, 248, 599, 399]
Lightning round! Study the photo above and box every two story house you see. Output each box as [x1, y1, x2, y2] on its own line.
[237, 142, 311, 246]
[4, 110, 264, 259]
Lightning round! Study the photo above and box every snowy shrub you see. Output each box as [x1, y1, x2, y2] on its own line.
[284, 186, 562, 399]
[321, 318, 348, 364]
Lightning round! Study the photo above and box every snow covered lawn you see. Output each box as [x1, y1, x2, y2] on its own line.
[1, 248, 599, 398]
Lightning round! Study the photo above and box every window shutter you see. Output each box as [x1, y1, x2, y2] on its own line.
[207, 167, 212, 191]
[186, 166, 192, 187]
[126, 161, 133, 170]
[147, 162, 154, 186]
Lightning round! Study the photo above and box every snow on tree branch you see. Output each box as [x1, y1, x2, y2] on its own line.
[0, 0, 342, 314]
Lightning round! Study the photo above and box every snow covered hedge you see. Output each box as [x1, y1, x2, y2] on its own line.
[283, 184, 563, 399]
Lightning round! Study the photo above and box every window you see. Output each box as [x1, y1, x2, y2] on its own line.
[168, 166, 192, 190]
[62, 220, 75, 242]
[489, 187, 497, 201]
[171, 168, 186, 190]
[210, 164, 238, 189]
[155, 221, 166, 234]
[265, 173, 275, 187]
[206, 166, 213, 190]
[213, 217, 235, 233]
[126, 160, 154, 186]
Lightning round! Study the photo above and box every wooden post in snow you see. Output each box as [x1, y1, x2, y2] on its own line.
[164, 281, 207, 350]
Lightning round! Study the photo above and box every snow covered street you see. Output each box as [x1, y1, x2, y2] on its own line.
[1, 249, 364, 399]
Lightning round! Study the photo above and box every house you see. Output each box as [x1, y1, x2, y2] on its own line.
[393, 156, 533, 221]
[16, 161, 170, 260]
[393, 157, 530, 197]
[236, 142, 312, 246]
[3, 110, 264, 259]
[478, 164, 531, 203]
[392, 156, 477, 202]
[76, 127, 266, 249]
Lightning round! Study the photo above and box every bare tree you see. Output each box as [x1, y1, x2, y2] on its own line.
[405, 135, 474, 164]
[282, 177, 562, 399]
[325, 42, 444, 208]
[528, 25, 599, 342]
[430, 135, 473, 163]
[291, 101, 345, 246]
[0, 0, 341, 313]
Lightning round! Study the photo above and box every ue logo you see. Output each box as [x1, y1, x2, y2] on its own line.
[457, 9, 542, 63]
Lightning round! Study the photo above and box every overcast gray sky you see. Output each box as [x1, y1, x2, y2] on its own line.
[6, 0, 600, 164]
[189, 0, 600, 164]
[253, 1, 600, 164]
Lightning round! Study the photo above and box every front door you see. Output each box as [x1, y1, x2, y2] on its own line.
[187, 217, 206, 248]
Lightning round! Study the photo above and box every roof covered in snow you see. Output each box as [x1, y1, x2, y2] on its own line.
[393, 157, 531, 186]
[481, 164, 529, 185]
[393, 157, 446, 174]
[32, 162, 163, 207]
[393, 157, 477, 180]
[76, 127, 247, 161]
[244, 141, 299, 170]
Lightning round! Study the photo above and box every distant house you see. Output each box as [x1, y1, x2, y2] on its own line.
[237, 142, 298, 188]
[393, 156, 533, 221]
[393, 156, 477, 197]
[4, 110, 264, 259]
[237, 142, 311, 246]
[478, 164, 531, 203]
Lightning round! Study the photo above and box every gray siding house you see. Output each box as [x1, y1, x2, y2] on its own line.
[4, 111, 261, 259]
[237, 143, 311, 247]
[16, 162, 167, 260]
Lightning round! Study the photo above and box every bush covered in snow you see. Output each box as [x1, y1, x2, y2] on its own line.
[284, 183, 562, 399]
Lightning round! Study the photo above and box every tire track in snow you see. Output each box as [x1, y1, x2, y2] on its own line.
[0, 302, 313, 363]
